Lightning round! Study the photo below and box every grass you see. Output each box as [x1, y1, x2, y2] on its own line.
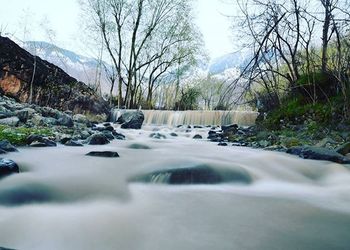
[0, 125, 54, 145]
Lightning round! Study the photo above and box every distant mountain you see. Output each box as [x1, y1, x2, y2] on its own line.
[23, 41, 111, 94]
[209, 51, 250, 75]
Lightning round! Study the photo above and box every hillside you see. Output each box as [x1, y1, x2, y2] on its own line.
[0, 36, 109, 115]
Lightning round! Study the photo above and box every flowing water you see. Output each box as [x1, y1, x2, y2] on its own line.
[111, 109, 258, 126]
[0, 125, 350, 250]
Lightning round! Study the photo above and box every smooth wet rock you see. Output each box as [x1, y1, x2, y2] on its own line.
[102, 131, 115, 140]
[65, 140, 83, 147]
[170, 132, 178, 137]
[336, 142, 350, 156]
[130, 164, 252, 185]
[117, 111, 144, 129]
[113, 131, 126, 140]
[287, 146, 350, 164]
[0, 140, 18, 152]
[193, 134, 203, 139]
[57, 114, 74, 127]
[150, 133, 166, 139]
[0, 117, 19, 126]
[27, 135, 57, 147]
[218, 142, 228, 146]
[87, 133, 110, 145]
[86, 151, 120, 158]
[0, 158, 19, 178]
[128, 143, 151, 149]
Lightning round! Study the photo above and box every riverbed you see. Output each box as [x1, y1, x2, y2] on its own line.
[0, 125, 350, 250]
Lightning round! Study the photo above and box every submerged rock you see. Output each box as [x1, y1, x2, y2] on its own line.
[336, 142, 350, 156]
[287, 146, 350, 164]
[193, 134, 203, 139]
[150, 133, 166, 139]
[0, 158, 19, 178]
[128, 143, 151, 150]
[129, 164, 252, 185]
[86, 151, 120, 158]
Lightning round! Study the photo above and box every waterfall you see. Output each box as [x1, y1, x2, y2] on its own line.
[110, 109, 258, 126]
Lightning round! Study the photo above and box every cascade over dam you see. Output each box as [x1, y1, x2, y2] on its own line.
[111, 109, 258, 126]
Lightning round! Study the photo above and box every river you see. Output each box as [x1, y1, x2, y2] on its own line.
[0, 125, 349, 250]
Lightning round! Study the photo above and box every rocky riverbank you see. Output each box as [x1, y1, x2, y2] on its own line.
[206, 123, 350, 164]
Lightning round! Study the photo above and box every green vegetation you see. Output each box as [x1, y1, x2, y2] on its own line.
[0, 125, 54, 145]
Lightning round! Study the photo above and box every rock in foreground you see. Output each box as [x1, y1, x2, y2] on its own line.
[129, 164, 252, 185]
[86, 151, 120, 158]
[0, 158, 19, 178]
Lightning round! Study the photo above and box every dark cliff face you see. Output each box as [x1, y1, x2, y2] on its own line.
[0, 36, 109, 115]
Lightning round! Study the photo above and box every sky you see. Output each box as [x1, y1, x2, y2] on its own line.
[0, 0, 236, 60]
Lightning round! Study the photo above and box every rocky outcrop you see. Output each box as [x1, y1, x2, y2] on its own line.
[0, 36, 109, 116]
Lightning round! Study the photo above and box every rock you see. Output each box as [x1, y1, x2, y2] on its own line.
[15, 108, 36, 122]
[0, 158, 19, 178]
[194, 125, 203, 129]
[193, 134, 203, 139]
[87, 133, 110, 145]
[102, 131, 115, 140]
[86, 151, 119, 158]
[258, 140, 270, 148]
[0, 140, 18, 152]
[65, 140, 83, 147]
[150, 133, 166, 139]
[170, 132, 178, 137]
[117, 111, 144, 129]
[27, 135, 57, 147]
[0, 149, 7, 154]
[73, 114, 91, 125]
[112, 131, 126, 140]
[0, 117, 19, 126]
[222, 124, 238, 135]
[129, 164, 252, 185]
[286, 146, 350, 164]
[218, 142, 228, 146]
[57, 114, 74, 127]
[104, 125, 114, 132]
[0, 36, 110, 116]
[336, 142, 350, 156]
[128, 143, 151, 149]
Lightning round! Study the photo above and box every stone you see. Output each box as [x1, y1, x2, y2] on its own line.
[0, 117, 19, 126]
[287, 146, 350, 164]
[170, 132, 178, 137]
[57, 114, 74, 127]
[336, 142, 350, 156]
[102, 131, 115, 140]
[27, 135, 57, 147]
[87, 133, 110, 145]
[128, 143, 151, 149]
[0, 140, 18, 152]
[129, 164, 252, 185]
[112, 131, 126, 140]
[64, 140, 83, 147]
[193, 134, 203, 139]
[117, 111, 144, 129]
[86, 151, 119, 157]
[15, 108, 36, 122]
[218, 142, 228, 146]
[150, 133, 166, 139]
[73, 114, 90, 125]
[0, 158, 19, 178]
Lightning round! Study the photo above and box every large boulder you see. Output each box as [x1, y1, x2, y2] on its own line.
[116, 111, 144, 129]
[0, 158, 19, 178]
[0, 36, 109, 116]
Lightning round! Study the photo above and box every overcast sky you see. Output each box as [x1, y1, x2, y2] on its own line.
[0, 0, 236, 60]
